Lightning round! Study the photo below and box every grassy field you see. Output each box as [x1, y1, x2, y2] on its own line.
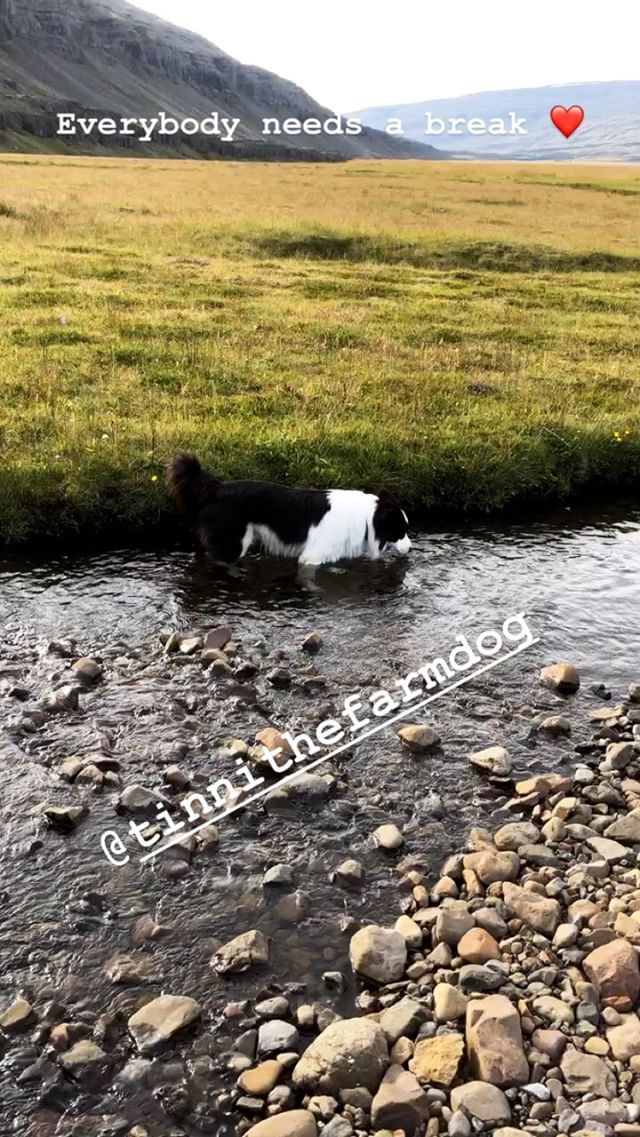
[0, 155, 639, 543]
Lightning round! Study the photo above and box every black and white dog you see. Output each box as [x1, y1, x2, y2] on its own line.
[167, 453, 411, 567]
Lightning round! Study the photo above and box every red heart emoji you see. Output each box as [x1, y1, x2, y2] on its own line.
[550, 104, 585, 139]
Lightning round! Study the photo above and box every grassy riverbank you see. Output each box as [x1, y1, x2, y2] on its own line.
[0, 156, 639, 543]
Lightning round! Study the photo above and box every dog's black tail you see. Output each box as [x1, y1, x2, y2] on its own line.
[166, 452, 219, 520]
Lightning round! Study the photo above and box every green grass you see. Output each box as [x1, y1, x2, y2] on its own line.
[0, 155, 639, 543]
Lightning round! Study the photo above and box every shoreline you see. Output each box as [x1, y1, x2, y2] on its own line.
[0, 477, 639, 551]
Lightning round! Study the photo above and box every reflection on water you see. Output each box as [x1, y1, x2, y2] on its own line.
[2, 501, 639, 682]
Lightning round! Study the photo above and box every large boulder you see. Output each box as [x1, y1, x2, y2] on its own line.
[292, 1017, 389, 1093]
[466, 995, 529, 1086]
[349, 925, 407, 984]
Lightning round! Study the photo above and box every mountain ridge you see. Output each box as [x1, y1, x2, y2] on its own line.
[351, 81, 640, 162]
[0, 0, 440, 160]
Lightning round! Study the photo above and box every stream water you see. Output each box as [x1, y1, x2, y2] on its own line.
[0, 500, 639, 1136]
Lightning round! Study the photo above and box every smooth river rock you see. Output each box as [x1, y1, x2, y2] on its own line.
[373, 823, 404, 850]
[212, 930, 270, 975]
[469, 745, 512, 777]
[397, 723, 441, 752]
[349, 925, 407, 984]
[291, 1017, 389, 1093]
[450, 1081, 511, 1125]
[127, 995, 200, 1054]
[245, 1112, 318, 1137]
[540, 662, 580, 693]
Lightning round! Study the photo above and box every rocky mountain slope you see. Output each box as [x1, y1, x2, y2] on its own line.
[352, 81, 640, 161]
[0, 0, 439, 159]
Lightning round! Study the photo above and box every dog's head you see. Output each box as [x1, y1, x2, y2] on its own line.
[373, 494, 411, 556]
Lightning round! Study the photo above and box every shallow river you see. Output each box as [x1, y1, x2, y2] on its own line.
[0, 500, 639, 1136]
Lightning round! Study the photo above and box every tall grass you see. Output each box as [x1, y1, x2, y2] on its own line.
[0, 156, 638, 543]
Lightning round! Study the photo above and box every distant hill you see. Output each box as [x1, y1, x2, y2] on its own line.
[351, 82, 640, 161]
[0, 0, 439, 160]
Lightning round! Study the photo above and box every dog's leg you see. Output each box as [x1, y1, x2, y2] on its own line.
[198, 522, 246, 566]
[240, 525, 254, 559]
[297, 561, 321, 591]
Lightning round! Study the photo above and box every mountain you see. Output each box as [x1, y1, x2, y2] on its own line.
[0, 0, 439, 160]
[351, 82, 640, 161]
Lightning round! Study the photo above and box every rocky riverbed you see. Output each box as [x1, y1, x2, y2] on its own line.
[2, 619, 640, 1137]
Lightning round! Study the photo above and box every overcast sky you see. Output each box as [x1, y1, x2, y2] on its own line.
[133, 0, 639, 110]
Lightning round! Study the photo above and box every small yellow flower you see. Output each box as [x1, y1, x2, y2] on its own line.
[150, 474, 158, 482]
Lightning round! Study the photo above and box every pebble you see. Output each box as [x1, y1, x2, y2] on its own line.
[292, 1018, 389, 1094]
[540, 661, 580, 693]
[212, 930, 270, 975]
[301, 631, 323, 653]
[127, 995, 200, 1054]
[469, 745, 512, 777]
[448, 1111, 472, 1137]
[58, 1039, 107, 1075]
[244, 1111, 318, 1136]
[373, 823, 405, 850]
[450, 1082, 511, 1125]
[433, 983, 469, 1022]
[263, 864, 295, 886]
[540, 715, 571, 735]
[396, 724, 441, 751]
[0, 997, 34, 1032]
[435, 903, 474, 946]
[238, 1060, 283, 1095]
[334, 859, 364, 886]
[457, 927, 501, 963]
